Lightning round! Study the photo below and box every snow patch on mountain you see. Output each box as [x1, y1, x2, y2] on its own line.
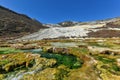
[20, 24, 105, 40]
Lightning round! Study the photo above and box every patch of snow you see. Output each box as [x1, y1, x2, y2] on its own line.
[20, 24, 105, 40]
[108, 28, 120, 30]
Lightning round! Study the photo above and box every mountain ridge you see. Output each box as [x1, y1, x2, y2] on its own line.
[0, 5, 47, 40]
[0, 5, 120, 41]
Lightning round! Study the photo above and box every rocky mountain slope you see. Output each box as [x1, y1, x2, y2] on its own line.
[0, 5, 120, 41]
[20, 17, 120, 40]
[0, 6, 47, 40]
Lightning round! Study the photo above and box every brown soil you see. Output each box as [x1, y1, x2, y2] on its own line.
[88, 30, 120, 38]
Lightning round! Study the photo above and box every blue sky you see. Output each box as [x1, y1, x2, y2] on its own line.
[0, 0, 120, 23]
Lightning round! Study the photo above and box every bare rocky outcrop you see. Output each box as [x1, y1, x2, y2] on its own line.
[47, 47, 70, 54]
[58, 21, 78, 27]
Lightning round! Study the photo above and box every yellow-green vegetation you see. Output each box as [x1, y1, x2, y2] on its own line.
[96, 61, 120, 80]
[69, 47, 89, 55]
[0, 47, 22, 54]
[94, 55, 116, 64]
[0, 38, 120, 80]
[0, 53, 35, 72]
[91, 53, 120, 80]
[40, 52, 83, 69]
[84, 38, 120, 49]
[24, 48, 84, 69]
[0, 52, 57, 80]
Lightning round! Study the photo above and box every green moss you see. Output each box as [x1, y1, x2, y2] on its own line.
[40, 52, 83, 69]
[87, 41, 117, 48]
[111, 65, 120, 72]
[100, 63, 120, 75]
[0, 47, 22, 54]
[95, 56, 115, 64]
[87, 42, 105, 47]
[0, 60, 10, 65]
[70, 47, 89, 54]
